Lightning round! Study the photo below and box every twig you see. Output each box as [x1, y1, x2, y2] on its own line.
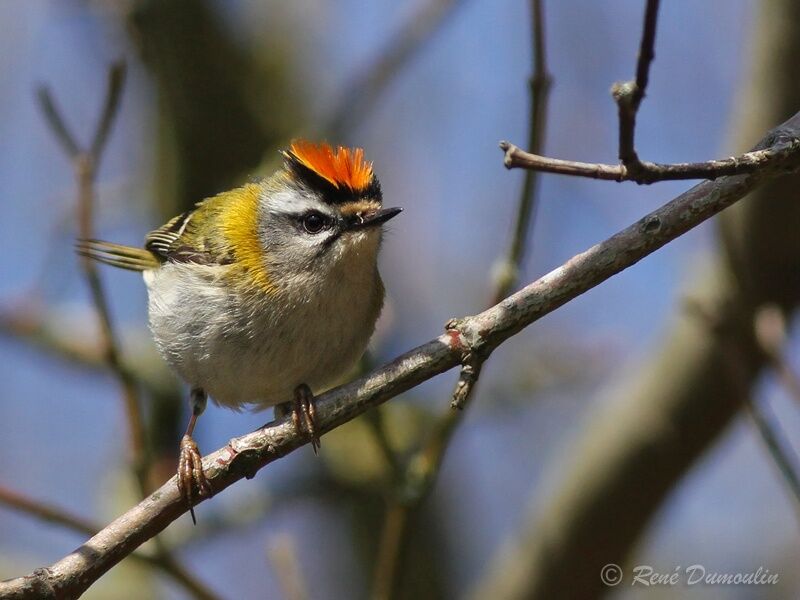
[744, 399, 800, 516]
[32, 62, 216, 600]
[500, 138, 800, 184]
[0, 485, 98, 537]
[469, 5, 800, 596]
[754, 304, 800, 406]
[0, 306, 175, 400]
[502, 0, 794, 186]
[372, 4, 551, 592]
[493, 0, 552, 304]
[371, 504, 409, 600]
[0, 307, 104, 370]
[322, 0, 466, 138]
[37, 61, 150, 496]
[686, 301, 800, 519]
[4, 107, 800, 599]
[613, 0, 660, 169]
[0, 485, 220, 600]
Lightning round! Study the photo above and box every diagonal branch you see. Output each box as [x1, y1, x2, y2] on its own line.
[4, 109, 800, 599]
[745, 399, 800, 516]
[0, 485, 220, 600]
[685, 300, 800, 517]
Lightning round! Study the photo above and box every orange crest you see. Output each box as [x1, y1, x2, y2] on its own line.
[285, 140, 374, 192]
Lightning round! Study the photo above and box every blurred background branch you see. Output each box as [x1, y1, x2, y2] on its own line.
[321, 0, 467, 140]
[36, 61, 150, 497]
[0, 485, 219, 600]
[372, 2, 551, 596]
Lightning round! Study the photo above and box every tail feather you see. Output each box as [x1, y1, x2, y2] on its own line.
[76, 239, 160, 272]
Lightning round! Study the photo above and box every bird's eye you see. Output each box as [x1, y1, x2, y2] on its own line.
[302, 211, 329, 234]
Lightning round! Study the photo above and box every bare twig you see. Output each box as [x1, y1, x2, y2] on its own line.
[363, 408, 405, 482]
[493, 0, 552, 304]
[4, 108, 800, 599]
[754, 304, 800, 406]
[90, 64, 127, 158]
[371, 504, 409, 600]
[745, 399, 800, 516]
[0, 306, 174, 400]
[371, 4, 551, 593]
[500, 138, 800, 184]
[0, 485, 98, 537]
[502, 0, 792, 186]
[0, 485, 220, 600]
[613, 0, 660, 168]
[37, 62, 150, 496]
[687, 301, 800, 518]
[31, 62, 217, 600]
[0, 307, 104, 370]
[322, 0, 466, 138]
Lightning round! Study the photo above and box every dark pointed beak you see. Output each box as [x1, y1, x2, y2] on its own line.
[347, 206, 403, 231]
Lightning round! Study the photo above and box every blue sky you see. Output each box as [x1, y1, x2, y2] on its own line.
[2, 1, 799, 598]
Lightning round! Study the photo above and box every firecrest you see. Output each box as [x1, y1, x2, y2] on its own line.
[78, 140, 401, 517]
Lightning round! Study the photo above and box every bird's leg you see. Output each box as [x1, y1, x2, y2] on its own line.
[293, 383, 320, 454]
[178, 388, 212, 524]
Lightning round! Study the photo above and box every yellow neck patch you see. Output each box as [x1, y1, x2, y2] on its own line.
[285, 140, 374, 191]
[219, 183, 276, 295]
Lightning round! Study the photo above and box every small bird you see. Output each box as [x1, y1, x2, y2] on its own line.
[78, 140, 401, 518]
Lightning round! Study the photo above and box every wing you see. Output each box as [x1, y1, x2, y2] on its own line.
[144, 201, 232, 266]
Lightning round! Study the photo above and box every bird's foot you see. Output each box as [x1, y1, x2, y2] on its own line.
[177, 434, 212, 524]
[292, 383, 320, 454]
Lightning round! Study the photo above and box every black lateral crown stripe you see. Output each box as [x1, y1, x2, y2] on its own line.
[285, 152, 382, 205]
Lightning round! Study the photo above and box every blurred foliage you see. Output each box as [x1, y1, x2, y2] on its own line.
[126, 0, 303, 216]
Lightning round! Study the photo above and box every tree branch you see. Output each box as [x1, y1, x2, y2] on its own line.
[754, 304, 800, 406]
[745, 399, 800, 516]
[29, 61, 217, 600]
[4, 108, 800, 598]
[500, 137, 800, 184]
[493, 0, 552, 305]
[613, 0, 660, 167]
[685, 300, 800, 518]
[37, 61, 151, 496]
[0, 305, 176, 400]
[0, 485, 220, 600]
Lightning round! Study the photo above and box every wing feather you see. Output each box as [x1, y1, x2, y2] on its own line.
[76, 239, 160, 272]
[144, 201, 230, 265]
